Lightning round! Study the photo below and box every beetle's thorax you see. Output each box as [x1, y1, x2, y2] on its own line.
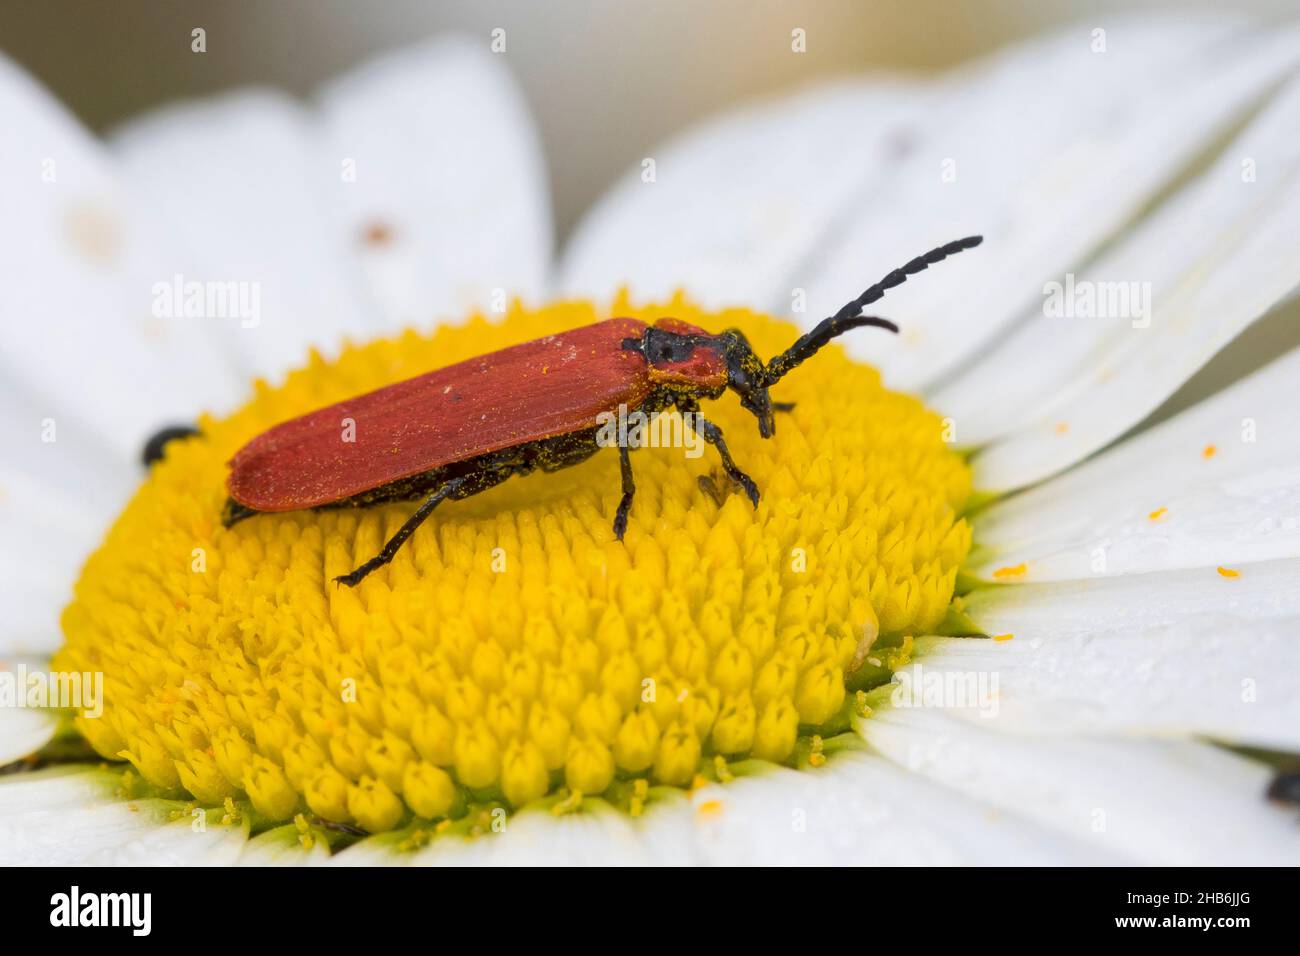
[622, 320, 726, 395]
[623, 319, 775, 437]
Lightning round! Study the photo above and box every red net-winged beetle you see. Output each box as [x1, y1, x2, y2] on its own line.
[210, 236, 982, 585]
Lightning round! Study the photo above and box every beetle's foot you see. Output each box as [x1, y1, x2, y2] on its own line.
[699, 470, 759, 508]
[333, 564, 375, 588]
[772, 401, 796, 413]
[732, 471, 760, 508]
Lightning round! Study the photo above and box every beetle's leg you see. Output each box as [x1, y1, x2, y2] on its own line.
[334, 476, 466, 587]
[772, 401, 796, 413]
[692, 415, 759, 508]
[612, 445, 637, 540]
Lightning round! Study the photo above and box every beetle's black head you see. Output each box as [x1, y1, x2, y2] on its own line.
[717, 330, 777, 438]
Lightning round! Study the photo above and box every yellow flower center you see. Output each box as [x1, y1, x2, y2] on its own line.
[54, 295, 971, 835]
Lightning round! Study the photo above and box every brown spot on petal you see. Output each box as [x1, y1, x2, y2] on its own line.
[139, 316, 169, 341]
[65, 201, 123, 265]
[361, 221, 394, 247]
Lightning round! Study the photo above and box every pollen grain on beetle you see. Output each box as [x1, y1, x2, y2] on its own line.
[54, 294, 972, 839]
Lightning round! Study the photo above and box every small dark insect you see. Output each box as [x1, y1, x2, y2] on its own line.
[141, 424, 201, 467]
[1267, 768, 1300, 807]
[219, 237, 982, 586]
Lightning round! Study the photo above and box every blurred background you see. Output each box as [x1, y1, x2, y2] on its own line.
[3, 0, 1296, 242]
[2, 0, 1297, 415]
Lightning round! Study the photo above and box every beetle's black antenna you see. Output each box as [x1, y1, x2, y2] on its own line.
[762, 235, 983, 385]
[761, 315, 899, 387]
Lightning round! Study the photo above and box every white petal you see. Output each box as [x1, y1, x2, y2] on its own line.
[460, 803, 683, 866]
[316, 36, 552, 328]
[335, 756, 1112, 866]
[238, 823, 332, 866]
[0, 659, 59, 765]
[968, 65, 1300, 491]
[0, 53, 243, 461]
[687, 751, 1113, 865]
[110, 36, 551, 382]
[812, 16, 1296, 392]
[965, 558, 1300, 639]
[560, 82, 925, 310]
[111, 91, 380, 381]
[907, 614, 1300, 750]
[0, 470, 119, 655]
[0, 767, 248, 865]
[862, 704, 1297, 864]
[331, 798, 696, 866]
[969, 345, 1300, 581]
[0, 710, 57, 768]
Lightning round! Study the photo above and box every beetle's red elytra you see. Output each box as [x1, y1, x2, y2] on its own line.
[219, 237, 982, 586]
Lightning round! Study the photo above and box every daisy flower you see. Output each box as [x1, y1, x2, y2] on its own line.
[3, 13, 1299, 866]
